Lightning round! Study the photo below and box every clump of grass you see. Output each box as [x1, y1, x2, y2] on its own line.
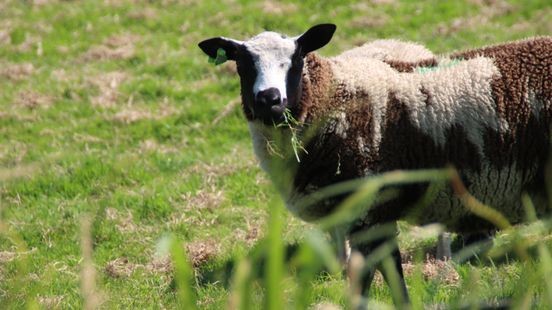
[276, 108, 308, 163]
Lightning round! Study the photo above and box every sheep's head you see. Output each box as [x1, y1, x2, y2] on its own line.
[199, 24, 336, 125]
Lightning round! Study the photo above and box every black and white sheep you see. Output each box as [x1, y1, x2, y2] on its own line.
[199, 24, 552, 303]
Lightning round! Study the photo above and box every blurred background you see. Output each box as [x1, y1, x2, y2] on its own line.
[0, 0, 551, 308]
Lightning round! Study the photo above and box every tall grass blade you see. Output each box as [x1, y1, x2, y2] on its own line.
[265, 199, 285, 310]
[304, 230, 342, 275]
[315, 169, 453, 230]
[292, 243, 319, 310]
[380, 256, 405, 307]
[523, 194, 552, 307]
[228, 258, 253, 310]
[170, 237, 197, 310]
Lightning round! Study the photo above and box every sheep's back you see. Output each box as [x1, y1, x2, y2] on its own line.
[329, 38, 552, 229]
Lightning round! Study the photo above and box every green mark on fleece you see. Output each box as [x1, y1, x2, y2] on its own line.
[416, 59, 461, 74]
[208, 48, 228, 65]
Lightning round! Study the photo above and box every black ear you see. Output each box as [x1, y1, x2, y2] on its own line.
[198, 37, 241, 60]
[296, 24, 336, 56]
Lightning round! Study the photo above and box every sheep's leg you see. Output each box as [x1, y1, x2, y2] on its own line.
[330, 226, 351, 267]
[351, 222, 409, 306]
[436, 232, 452, 260]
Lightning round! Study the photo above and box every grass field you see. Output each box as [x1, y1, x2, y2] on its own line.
[1, 0, 551, 308]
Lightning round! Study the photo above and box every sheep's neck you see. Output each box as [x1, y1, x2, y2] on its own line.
[294, 53, 336, 124]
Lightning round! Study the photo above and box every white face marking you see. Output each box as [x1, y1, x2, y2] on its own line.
[244, 32, 296, 102]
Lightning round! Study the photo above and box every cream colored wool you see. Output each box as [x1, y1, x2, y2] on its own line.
[339, 39, 435, 63]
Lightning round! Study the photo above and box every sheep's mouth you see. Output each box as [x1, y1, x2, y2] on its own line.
[254, 100, 288, 125]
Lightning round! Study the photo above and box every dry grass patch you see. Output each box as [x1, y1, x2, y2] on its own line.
[111, 109, 148, 123]
[0, 29, 10, 45]
[233, 220, 263, 246]
[104, 33, 140, 48]
[312, 303, 342, 310]
[373, 256, 460, 287]
[348, 3, 390, 28]
[83, 45, 135, 61]
[370, 0, 396, 4]
[83, 33, 139, 61]
[14, 90, 53, 109]
[186, 148, 257, 186]
[127, 8, 158, 20]
[32, 0, 55, 5]
[0, 251, 18, 263]
[104, 240, 221, 278]
[259, 1, 297, 15]
[89, 71, 128, 107]
[105, 256, 174, 278]
[185, 239, 220, 268]
[105, 257, 139, 278]
[111, 103, 177, 124]
[167, 210, 219, 228]
[436, 0, 514, 35]
[38, 295, 64, 308]
[403, 256, 460, 285]
[350, 14, 389, 29]
[183, 188, 225, 211]
[146, 256, 172, 274]
[112, 108, 151, 123]
[51, 69, 70, 82]
[0, 141, 28, 165]
[139, 139, 178, 154]
[105, 207, 140, 234]
[0, 63, 34, 81]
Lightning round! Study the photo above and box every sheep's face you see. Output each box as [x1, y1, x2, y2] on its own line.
[199, 24, 336, 125]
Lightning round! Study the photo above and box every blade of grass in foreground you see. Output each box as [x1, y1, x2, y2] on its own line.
[292, 243, 319, 310]
[313, 168, 454, 230]
[171, 237, 197, 310]
[265, 199, 285, 310]
[523, 194, 552, 307]
[228, 258, 253, 310]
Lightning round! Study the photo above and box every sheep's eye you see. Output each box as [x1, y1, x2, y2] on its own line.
[279, 63, 286, 68]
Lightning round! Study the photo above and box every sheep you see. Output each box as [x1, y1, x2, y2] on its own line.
[198, 24, 552, 305]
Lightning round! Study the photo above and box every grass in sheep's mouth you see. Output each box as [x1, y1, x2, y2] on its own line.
[276, 108, 308, 163]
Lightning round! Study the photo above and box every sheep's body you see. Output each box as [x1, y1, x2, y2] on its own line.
[253, 37, 552, 234]
[200, 28, 551, 302]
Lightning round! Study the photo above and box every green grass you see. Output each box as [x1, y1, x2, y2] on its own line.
[0, 0, 551, 308]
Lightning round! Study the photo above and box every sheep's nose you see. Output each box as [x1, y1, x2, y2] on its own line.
[256, 88, 281, 108]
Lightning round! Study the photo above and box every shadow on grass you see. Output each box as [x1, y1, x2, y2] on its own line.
[196, 241, 332, 288]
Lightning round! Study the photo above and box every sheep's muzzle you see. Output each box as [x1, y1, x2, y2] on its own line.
[254, 87, 287, 124]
